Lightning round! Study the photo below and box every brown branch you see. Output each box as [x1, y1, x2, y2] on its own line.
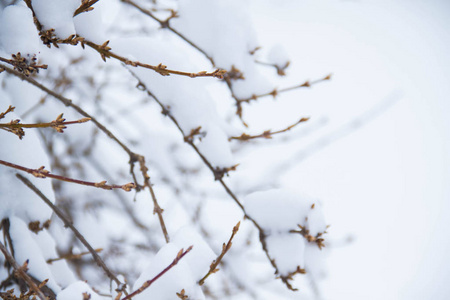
[47, 248, 103, 264]
[238, 74, 332, 104]
[121, 0, 216, 67]
[15, 174, 128, 295]
[0, 241, 47, 300]
[0, 159, 135, 192]
[198, 221, 240, 285]
[229, 117, 310, 141]
[121, 246, 193, 300]
[0, 63, 170, 244]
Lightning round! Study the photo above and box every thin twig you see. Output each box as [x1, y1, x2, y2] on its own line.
[46, 248, 103, 264]
[0, 159, 135, 191]
[121, 246, 193, 300]
[0, 105, 15, 120]
[199, 222, 240, 285]
[238, 74, 332, 104]
[0, 63, 170, 244]
[255, 60, 290, 76]
[136, 155, 170, 243]
[83, 40, 225, 79]
[15, 173, 128, 295]
[0, 241, 47, 300]
[229, 117, 310, 141]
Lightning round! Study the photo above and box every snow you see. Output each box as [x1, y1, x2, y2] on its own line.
[0, 110, 55, 223]
[110, 34, 236, 167]
[0, 4, 41, 55]
[171, 226, 216, 280]
[244, 189, 314, 232]
[306, 202, 327, 236]
[74, 5, 106, 44]
[32, 0, 79, 38]
[304, 243, 327, 279]
[9, 217, 61, 293]
[266, 234, 306, 274]
[267, 44, 290, 69]
[33, 230, 77, 288]
[173, 0, 259, 69]
[172, 0, 274, 99]
[244, 189, 326, 277]
[57, 281, 103, 300]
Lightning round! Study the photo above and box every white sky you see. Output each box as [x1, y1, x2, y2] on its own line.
[250, 0, 450, 299]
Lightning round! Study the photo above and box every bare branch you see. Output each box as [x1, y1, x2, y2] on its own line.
[121, 246, 193, 300]
[238, 74, 332, 104]
[229, 117, 310, 141]
[47, 248, 103, 264]
[0, 159, 135, 191]
[199, 222, 240, 285]
[0, 113, 91, 139]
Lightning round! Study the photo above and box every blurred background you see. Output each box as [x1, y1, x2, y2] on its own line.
[249, 0, 450, 299]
